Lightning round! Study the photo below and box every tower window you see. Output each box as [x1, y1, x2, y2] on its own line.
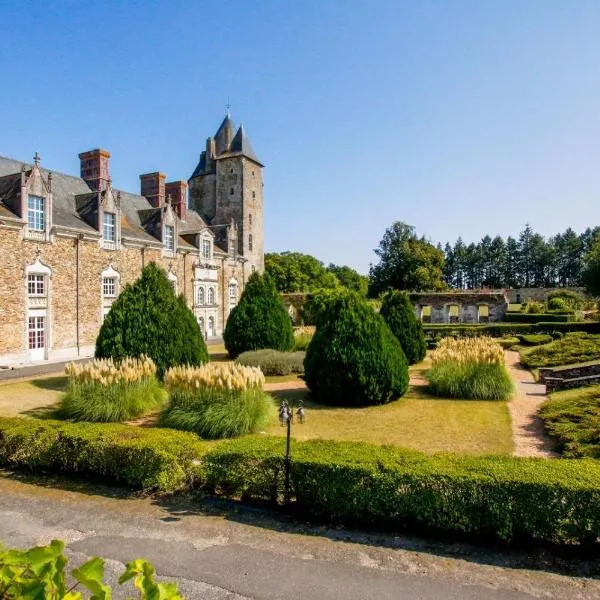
[249, 214, 252, 226]
[252, 191, 256, 199]
[230, 187, 234, 195]
[249, 234, 253, 251]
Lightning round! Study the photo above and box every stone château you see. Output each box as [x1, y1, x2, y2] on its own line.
[0, 113, 264, 365]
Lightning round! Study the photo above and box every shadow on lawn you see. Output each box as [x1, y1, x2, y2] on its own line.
[30, 376, 68, 392]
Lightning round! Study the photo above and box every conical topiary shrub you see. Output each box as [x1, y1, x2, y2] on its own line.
[380, 290, 427, 365]
[304, 291, 409, 406]
[95, 262, 208, 378]
[224, 272, 294, 358]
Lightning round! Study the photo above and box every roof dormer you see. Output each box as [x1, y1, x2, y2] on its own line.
[21, 152, 53, 243]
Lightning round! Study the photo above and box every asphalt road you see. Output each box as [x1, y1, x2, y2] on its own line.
[0, 475, 598, 600]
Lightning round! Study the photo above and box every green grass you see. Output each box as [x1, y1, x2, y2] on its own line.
[539, 385, 600, 458]
[520, 332, 600, 368]
[426, 361, 514, 401]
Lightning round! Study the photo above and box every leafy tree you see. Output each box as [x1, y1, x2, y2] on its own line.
[304, 292, 409, 406]
[326, 263, 369, 295]
[380, 290, 426, 364]
[96, 263, 207, 378]
[265, 252, 340, 293]
[369, 222, 446, 296]
[224, 272, 294, 358]
[582, 235, 600, 296]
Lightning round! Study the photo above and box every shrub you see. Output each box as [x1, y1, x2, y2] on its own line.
[426, 337, 514, 400]
[380, 290, 427, 364]
[0, 540, 183, 600]
[0, 418, 207, 492]
[497, 336, 520, 349]
[236, 349, 305, 375]
[517, 334, 553, 346]
[547, 289, 586, 310]
[95, 263, 208, 378]
[547, 297, 572, 312]
[293, 326, 315, 351]
[524, 301, 545, 314]
[224, 272, 294, 358]
[503, 312, 574, 323]
[160, 363, 274, 438]
[304, 292, 409, 406]
[204, 437, 600, 545]
[58, 356, 164, 422]
[520, 333, 600, 368]
[302, 288, 350, 326]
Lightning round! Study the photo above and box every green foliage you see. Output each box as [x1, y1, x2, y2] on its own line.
[369, 222, 446, 296]
[326, 264, 369, 295]
[497, 336, 520, 349]
[204, 437, 600, 545]
[547, 297, 571, 312]
[292, 331, 313, 351]
[95, 263, 208, 378]
[224, 272, 294, 358]
[520, 333, 600, 368]
[236, 349, 305, 375]
[426, 362, 514, 400]
[380, 290, 427, 364]
[265, 252, 340, 293]
[301, 288, 350, 326]
[503, 312, 574, 323]
[524, 301, 545, 314]
[582, 234, 600, 296]
[0, 418, 207, 492]
[0, 539, 182, 599]
[304, 292, 409, 406]
[540, 385, 600, 458]
[160, 387, 274, 439]
[58, 377, 164, 423]
[517, 334, 553, 346]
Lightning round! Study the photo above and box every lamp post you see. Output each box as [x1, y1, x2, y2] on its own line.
[279, 399, 305, 505]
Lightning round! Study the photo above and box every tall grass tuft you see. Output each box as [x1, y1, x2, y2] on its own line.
[160, 363, 274, 439]
[426, 337, 514, 400]
[293, 326, 315, 351]
[59, 356, 165, 422]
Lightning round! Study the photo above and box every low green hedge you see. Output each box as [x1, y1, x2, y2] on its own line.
[235, 349, 305, 375]
[423, 321, 600, 339]
[0, 418, 208, 492]
[517, 334, 553, 346]
[503, 313, 574, 323]
[204, 437, 600, 546]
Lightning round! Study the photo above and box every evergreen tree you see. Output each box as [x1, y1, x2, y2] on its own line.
[223, 272, 294, 358]
[380, 290, 426, 364]
[582, 235, 600, 296]
[95, 262, 208, 378]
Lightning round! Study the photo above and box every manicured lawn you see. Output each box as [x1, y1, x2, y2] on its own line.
[0, 376, 66, 418]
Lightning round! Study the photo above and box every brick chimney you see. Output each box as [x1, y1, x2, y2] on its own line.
[79, 149, 111, 191]
[165, 181, 188, 220]
[140, 172, 166, 208]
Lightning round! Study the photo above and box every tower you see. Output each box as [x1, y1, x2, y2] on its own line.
[188, 113, 264, 274]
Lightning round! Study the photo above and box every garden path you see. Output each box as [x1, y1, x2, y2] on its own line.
[505, 351, 558, 458]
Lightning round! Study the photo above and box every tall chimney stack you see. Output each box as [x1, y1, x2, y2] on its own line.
[79, 149, 111, 192]
[165, 181, 188, 220]
[140, 172, 166, 208]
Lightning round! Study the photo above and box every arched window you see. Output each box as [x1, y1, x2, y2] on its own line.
[208, 287, 215, 305]
[197, 287, 205, 306]
[198, 317, 205, 336]
[208, 316, 215, 337]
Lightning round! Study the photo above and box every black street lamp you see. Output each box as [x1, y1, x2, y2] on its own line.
[279, 399, 305, 505]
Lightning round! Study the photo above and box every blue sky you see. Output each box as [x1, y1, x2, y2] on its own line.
[1, 1, 599, 273]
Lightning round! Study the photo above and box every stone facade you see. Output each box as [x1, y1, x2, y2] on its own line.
[0, 114, 264, 366]
[410, 292, 508, 324]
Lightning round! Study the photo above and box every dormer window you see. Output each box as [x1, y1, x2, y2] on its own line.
[103, 212, 116, 243]
[164, 225, 175, 252]
[202, 238, 212, 259]
[27, 195, 45, 231]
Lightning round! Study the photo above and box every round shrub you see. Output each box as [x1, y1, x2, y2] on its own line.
[160, 363, 274, 438]
[95, 263, 208, 378]
[236, 349, 305, 375]
[224, 272, 294, 358]
[304, 292, 409, 406]
[380, 290, 427, 365]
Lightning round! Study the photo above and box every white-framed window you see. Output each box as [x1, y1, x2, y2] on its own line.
[197, 287, 205, 306]
[249, 234, 253, 251]
[208, 316, 215, 337]
[28, 195, 45, 231]
[28, 316, 45, 349]
[208, 287, 215, 305]
[27, 274, 45, 296]
[164, 225, 175, 252]
[202, 238, 212, 259]
[103, 212, 116, 242]
[102, 277, 116, 297]
[229, 281, 238, 309]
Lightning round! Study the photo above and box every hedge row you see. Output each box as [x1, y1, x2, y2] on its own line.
[423, 321, 600, 338]
[0, 418, 208, 492]
[502, 313, 574, 323]
[203, 437, 600, 546]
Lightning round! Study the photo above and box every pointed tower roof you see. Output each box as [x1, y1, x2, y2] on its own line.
[214, 112, 236, 155]
[228, 124, 262, 165]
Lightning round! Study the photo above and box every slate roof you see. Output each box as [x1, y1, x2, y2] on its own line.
[227, 124, 262, 165]
[0, 155, 210, 247]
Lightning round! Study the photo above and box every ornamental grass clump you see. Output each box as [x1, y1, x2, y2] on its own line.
[59, 356, 164, 422]
[160, 363, 274, 439]
[426, 337, 514, 400]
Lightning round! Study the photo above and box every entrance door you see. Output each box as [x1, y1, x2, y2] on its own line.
[28, 315, 46, 361]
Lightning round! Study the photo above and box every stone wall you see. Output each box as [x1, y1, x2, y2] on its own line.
[545, 373, 600, 393]
[505, 287, 586, 303]
[410, 292, 508, 324]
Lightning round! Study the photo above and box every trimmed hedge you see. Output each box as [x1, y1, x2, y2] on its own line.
[423, 321, 600, 339]
[236, 349, 305, 375]
[204, 437, 600, 545]
[0, 418, 207, 492]
[503, 312, 574, 323]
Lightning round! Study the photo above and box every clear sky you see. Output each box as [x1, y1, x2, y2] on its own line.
[1, 1, 599, 273]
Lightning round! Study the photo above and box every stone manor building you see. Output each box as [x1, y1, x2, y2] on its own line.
[0, 113, 264, 365]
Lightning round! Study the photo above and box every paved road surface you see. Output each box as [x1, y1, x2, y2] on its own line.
[0, 476, 598, 599]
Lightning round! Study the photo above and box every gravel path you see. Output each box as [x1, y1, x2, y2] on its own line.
[505, 351, 558, 458]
